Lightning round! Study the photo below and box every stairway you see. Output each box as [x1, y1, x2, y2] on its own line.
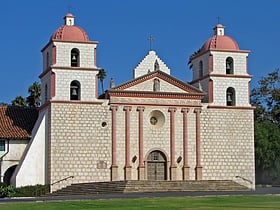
[48, 180, 249, 196]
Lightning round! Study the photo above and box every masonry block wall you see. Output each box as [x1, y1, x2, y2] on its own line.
[201, 107, 255, 188]
[48, 102, 111, 191]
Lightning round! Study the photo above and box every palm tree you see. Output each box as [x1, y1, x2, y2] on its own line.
[26, 81, 41, 108]
[12, 96, 27, 107]
[97, 68, 107, 94]
[188, 49, 201, 69]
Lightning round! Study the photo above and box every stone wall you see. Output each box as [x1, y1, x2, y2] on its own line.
[201, 106, 255, 189]
[48, 101, 111, 191]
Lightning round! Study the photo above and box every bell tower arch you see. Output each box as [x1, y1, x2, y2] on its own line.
[189, 24, 252, 107]
[40, 13, 100, 104]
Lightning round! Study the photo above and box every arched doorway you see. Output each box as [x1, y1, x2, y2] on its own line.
[3, 165, 17, 185]
[147, 150, 167, 180]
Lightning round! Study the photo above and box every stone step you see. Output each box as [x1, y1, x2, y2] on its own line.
[48, 180, 249, 196]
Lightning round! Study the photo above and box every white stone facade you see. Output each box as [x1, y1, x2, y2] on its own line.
[12, 15, 255, 192]
[0, 140, 28, 183]
[134, 50, 170, 78]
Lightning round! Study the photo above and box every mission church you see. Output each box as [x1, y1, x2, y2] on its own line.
[1, 13, 255, 192]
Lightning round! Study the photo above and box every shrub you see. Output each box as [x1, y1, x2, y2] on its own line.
[15, 184, 50, 197]
[0, 183, 16, 197]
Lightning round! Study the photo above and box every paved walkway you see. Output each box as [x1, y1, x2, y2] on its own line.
[0, 186, 280, 203]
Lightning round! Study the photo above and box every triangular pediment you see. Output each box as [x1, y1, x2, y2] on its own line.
[107, 70, 205, 100]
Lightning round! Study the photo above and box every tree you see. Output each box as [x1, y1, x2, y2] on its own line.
[251, 69, 280, 184]
[255, 121, 280, 184]
[26, 81, 41, 108]
[97, 68, 107, 94]
[251, 69, 280, 125]
[11, 96, 26, 107]
[187, 49, 201, 69]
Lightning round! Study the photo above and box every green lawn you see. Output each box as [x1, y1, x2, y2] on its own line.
[0, 195, 280, 210]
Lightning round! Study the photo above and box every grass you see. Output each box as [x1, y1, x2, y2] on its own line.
[0, 195, 280, 210]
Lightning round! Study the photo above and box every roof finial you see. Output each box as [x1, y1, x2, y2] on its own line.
[148, 35, 155, 51]
[216, 16, 221, 24]
[68, 5, 72, 13]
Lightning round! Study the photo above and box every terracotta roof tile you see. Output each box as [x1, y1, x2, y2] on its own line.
[0, 105, 38, 140]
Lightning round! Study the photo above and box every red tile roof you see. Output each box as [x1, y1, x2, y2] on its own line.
[0, 105, 38, 140]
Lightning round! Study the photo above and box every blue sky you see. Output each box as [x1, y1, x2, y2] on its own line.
[1, 1, 280, 103]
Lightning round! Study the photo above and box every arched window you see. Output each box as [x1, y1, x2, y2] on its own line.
[226, 57, 234, 74]
[71, 48, 80, 67]
[199, 61, 203, 77]
[70, 80, 81, 100]
[226, 87, 235, 106]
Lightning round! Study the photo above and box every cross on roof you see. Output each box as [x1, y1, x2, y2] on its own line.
[216, 16, 221, 24]
[68, 5, 72, 13]
[148, 35, 155, 51]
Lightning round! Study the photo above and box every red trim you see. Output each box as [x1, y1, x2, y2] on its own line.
[191, 73, 252, 85]
[137, 106, 145, 168]
[109, 91, 205, 100]
[49, 100, 104, 105]
[208, 79, 213, 103]
[52, 66, 100, 71]
[194, 108, 202, 168]
[210, 74, 252, 79]
[95, 74, 98, 99]
[39, 66, 99, 78]
[168, 108, 176, 167]
[110, 105, 118, 166]
[209, 54, 213, 73]
[191, 49, 250, 61]
[124, 106, 132, 167]
[248, 81, 251, 104]
[52, 45, 56, 65]
[51, 72, 56, 98]
[181, 108, 190, 168]
[94, 48, 97, 66]
[110, 102, 202, 108]
[246, 56, 249, 74]
[207, 105, 255, 110]
[113, 70, 203, 94]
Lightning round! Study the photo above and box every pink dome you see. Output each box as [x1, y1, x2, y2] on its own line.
[50, 13, 89, 42]
[200, 35, 239, 53]
[200, 24, 239, 53]
[51, 25, 89, 42]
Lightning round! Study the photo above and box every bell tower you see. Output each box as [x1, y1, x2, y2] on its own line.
[40, 13, 100, 104]
[189, 24, 252, 107]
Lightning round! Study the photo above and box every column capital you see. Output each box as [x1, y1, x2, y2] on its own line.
[137, 106, 145, 112]
[181, 108, 190, 113]
[123, 106, 132, 111]
[168, 107, 177, 112]
[110, 105, 118, 111]
[194, 108, 202, 113]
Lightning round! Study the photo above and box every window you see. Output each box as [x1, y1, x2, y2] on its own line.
[199, 61, 203, 77]
[226, 57, 234, 74]
[71, 48, 80, 67]
[70, 80, 81, 100]
[0, 140, 5, 151]
[226, 87, 235, 106]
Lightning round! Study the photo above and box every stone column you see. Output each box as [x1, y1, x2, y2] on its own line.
[168, 107, 177, 180]
[194, 108, 202, 180]
[110, 105, 118, 181]
[181, 108, 190, 180]
[137, 106, 145, 180]
[124, 106, 132, 180]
